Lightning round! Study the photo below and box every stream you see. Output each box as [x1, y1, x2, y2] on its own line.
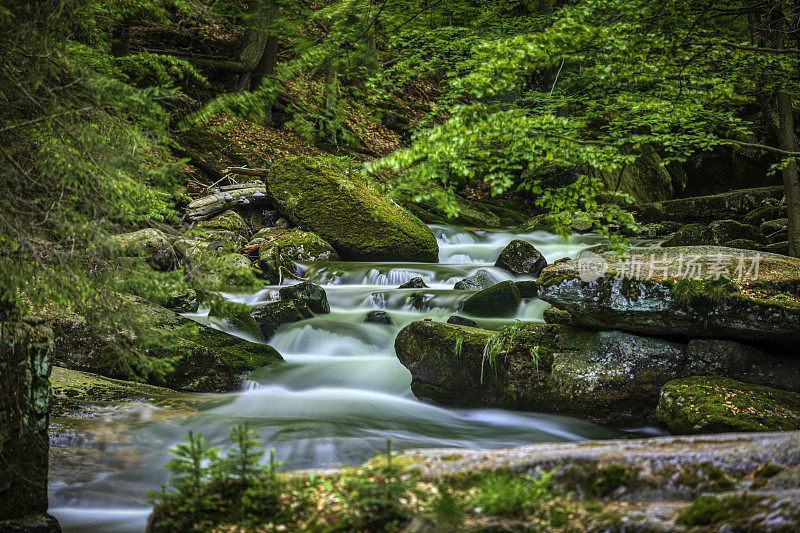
[49, 225, 631, 532]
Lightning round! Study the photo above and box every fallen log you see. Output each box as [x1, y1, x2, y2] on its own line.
[223, 166, 271, 178]
[185, 184, 269, 221]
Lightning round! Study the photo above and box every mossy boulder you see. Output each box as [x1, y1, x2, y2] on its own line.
[394, 320, 561, 411]
[208, 299, 261, 340]
[254, 227, 337, 284]
[708, 219, 765, 245]
[761, 217, 788, 235]
[264, 158, 438, 262]
[591, 148, 675, 203]
[50, 300, 282, 392]
[536, 246, 800, 350]
[494, 240, 548, 277]
[198, 209, 250, 239]
[744, 205, 786, 226]
[398, 277, 428, 289]
[458, 281, 521, 317]
[657, 376, 800, 434]
[111, 228, 177, 271]
[279, 282, 330, 314]
[251, 300, 314, 341]
[661, 223, 715, 246]
[364, 310, 393, 325]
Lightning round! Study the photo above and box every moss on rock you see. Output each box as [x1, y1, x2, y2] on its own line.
[459, 281, 521, 318]
[265, 158, 438, 262]
[198, 210, 250, 239]
[111, 228, 177, 271]
[656, 376, 800, 434]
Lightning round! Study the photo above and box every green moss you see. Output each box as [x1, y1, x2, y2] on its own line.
[534, 266, 580, 289]
[661, 223, 715, 247]
[754, 463, 785, 479]
[589, 465, 631, 498]
[265, 158, 438, 262]
[670, 276, 738, 311]
[677, 494, 762, 527]
[657, 376, 800, 434]
[198, 210, 250, 239]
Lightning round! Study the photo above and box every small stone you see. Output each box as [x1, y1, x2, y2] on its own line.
[364, 311, 394, 325]
[399, 277, 428, 289]
[454, 269, 498, 291]
[446, 315, 479, 328]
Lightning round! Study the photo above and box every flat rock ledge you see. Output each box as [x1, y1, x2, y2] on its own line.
[398, 431, 800, 531]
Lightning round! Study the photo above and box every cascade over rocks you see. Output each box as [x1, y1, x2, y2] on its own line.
[0, 319, 61, 532]
[494, 239, 548, 277]
[251, 300, 314, 341]
[536, 246, 800, 350]
[264, 158, 439, 262]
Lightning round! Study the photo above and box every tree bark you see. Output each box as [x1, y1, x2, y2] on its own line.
[777, 92, 800, 256]
[237, 1, 272, 91]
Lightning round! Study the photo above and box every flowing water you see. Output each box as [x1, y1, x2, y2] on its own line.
[49, 225, 629, 532]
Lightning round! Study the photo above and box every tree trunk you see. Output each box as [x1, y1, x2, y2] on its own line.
[777, 92, 800, 256]
[252, 34, 278, 90]
[237, 1, 272, 91]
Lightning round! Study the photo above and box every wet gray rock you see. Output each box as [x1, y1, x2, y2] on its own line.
[494, 239, 548, 277]
[453, 269, 499, 291]
[446, 315, 479, 328]
[364, 310, 394, 325]
[399, 277, 428, 289]
[279, 281, 330, 314]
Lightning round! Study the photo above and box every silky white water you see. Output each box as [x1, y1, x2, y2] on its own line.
[49, 225, 624, 532]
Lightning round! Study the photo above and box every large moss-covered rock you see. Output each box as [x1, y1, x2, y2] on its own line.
[198, 209, 250, 239]
[657, 376, 800, 434]
[394, 320, 561, 411]
[265, 158, 438, 262]
[0, 319, 60, 531]
[111, 228, 177, 271]
[51, 301, 282, 392]
[458, 281, 521, 317]
[494, 240, 547, 277]
[536, 246, 800, 350]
